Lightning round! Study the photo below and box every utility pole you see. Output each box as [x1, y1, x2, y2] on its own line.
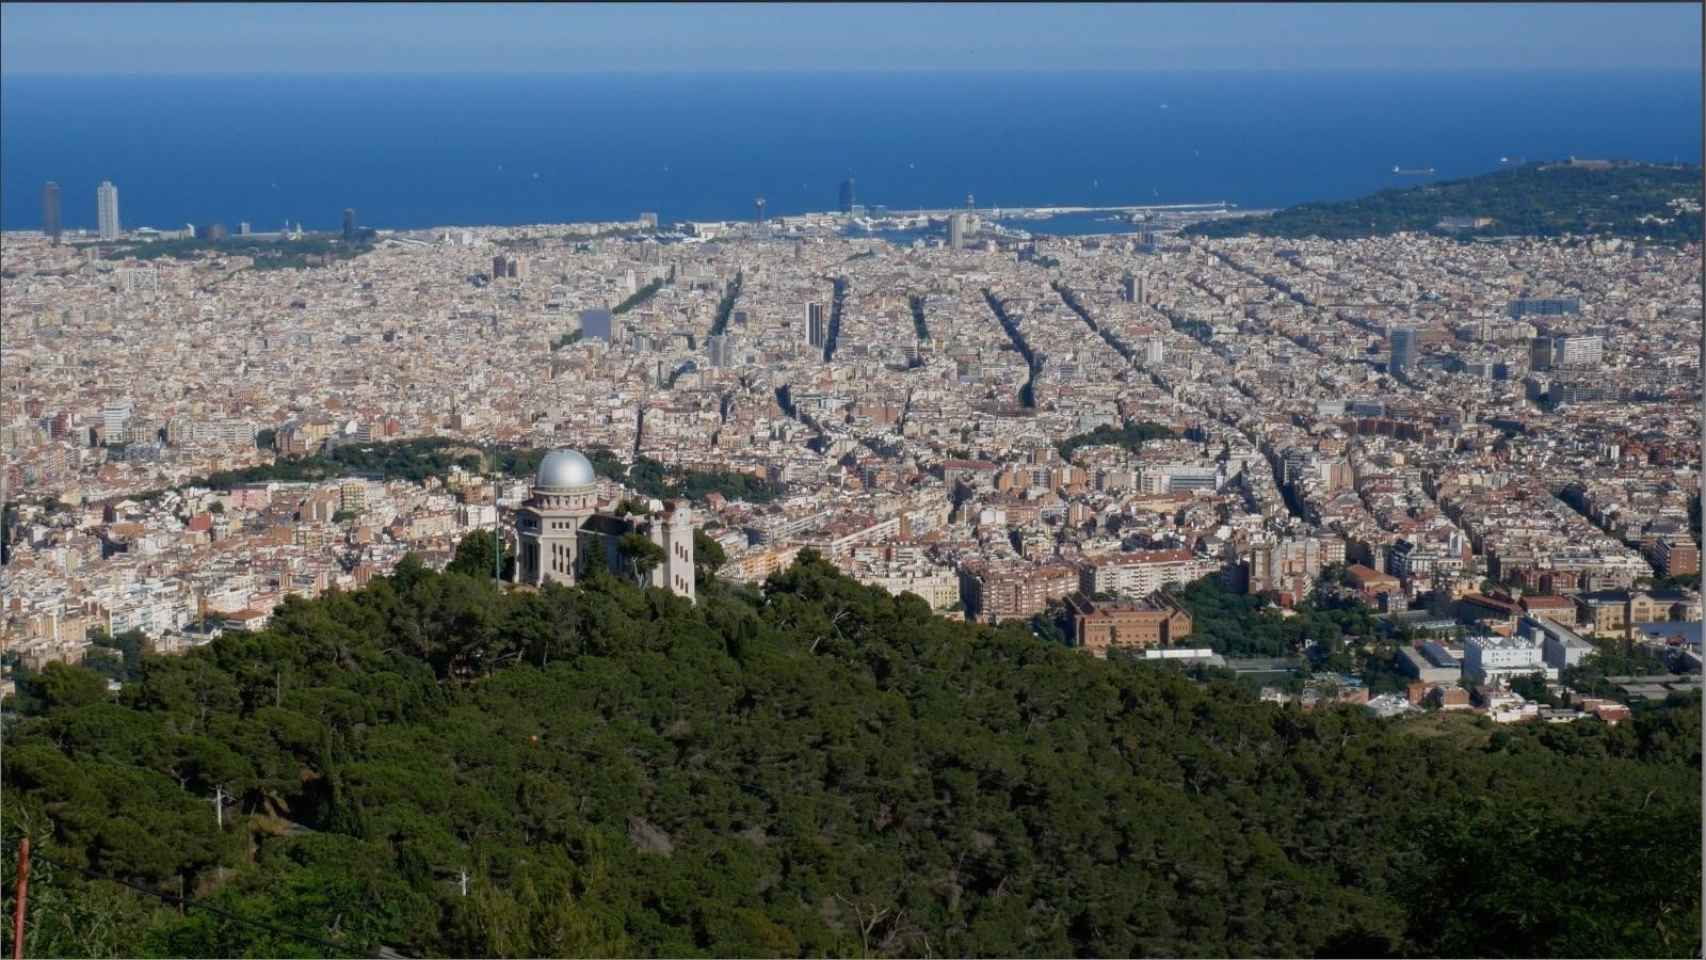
[12, 836, 29, 960]
[490, 444, 502, 586]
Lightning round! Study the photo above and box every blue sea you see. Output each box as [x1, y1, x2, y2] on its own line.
[2, 71, 1699, 233]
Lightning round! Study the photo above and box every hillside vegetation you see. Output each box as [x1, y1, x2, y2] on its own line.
[3, 550, 1700, 958]
[1185, 161, 1703, 242]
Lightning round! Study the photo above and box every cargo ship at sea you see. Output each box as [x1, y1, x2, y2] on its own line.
[1392, 165, 1437, 176]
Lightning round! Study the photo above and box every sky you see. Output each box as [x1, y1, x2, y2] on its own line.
[1, 2, 1701, 74]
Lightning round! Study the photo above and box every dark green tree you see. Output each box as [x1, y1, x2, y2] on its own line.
[617, 533, 667, 580]
[445, 530, 514, 580]
[693, 529, 728, 588]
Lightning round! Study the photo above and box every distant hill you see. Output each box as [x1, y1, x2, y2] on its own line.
[1184, 160, 1703, 242]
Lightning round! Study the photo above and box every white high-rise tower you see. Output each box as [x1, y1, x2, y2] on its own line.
[96, 180, 120, 240]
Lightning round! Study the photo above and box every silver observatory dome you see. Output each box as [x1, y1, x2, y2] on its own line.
[535, 449, 596, 490]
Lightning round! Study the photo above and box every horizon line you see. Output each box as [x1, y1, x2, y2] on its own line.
[4, 65, 1701, 78]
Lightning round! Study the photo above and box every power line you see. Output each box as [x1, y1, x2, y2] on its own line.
[27, 851, 408, 959]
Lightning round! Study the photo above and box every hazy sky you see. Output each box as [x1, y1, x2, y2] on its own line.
[2, 2, 1701, 74]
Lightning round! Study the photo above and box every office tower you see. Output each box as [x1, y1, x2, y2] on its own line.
[948, 213, 966, 250]
[1144, 337, 1165, 366]
[1508, 297, 1580, 320]
[238, 221, 251, 236]
[1122, 274, 1137, 303]
[807, 302, 826, 350]
[579, 308, 613, 342]
[509, 256, 525, 280]
[96, 180, 120, 240]
[1388, 326, 1417, 373]
[342, 208, 356, 241]
[1528, 336, 1554, 372]
[202, 223, 229, 241]
[100, 402, 134, 443]
[1538, 334, 1597, 368]
[966, 192, 976, 212]
[708, 333, 736, 368]
[733, 309, 748, 328]
[839, 178, 856, 214]
[638, 212, 659, 229]
[42, 182, 61, 243]
[1531, 334, 1603, 370]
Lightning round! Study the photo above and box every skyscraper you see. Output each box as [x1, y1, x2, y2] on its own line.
[807, 302, 826, 350]
[838, 178, 856, 214]
[947, 214, 967, 250]
[1528, 336, 1554, 372]
[96, 180, 120, 240]
[708, 333, 736, 368]
[1389, 326, 1418, 374]
[1530, 334, 1604, 370]
[42, 182, 61, 243]
[342, 208, 356, 241]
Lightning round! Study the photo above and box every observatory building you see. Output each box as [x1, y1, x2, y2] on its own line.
[512, 448, 696, 602]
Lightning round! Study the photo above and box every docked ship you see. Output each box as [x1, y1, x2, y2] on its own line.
[1392, 165, 1437, 176]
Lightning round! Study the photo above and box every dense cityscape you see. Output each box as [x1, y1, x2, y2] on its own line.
[4, 165, 1701, 720]
[2, 1, 1703, 948]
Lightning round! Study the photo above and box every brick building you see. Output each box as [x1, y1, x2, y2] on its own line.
[1064, 593, 1193, 657]
[961, 561, 1079, 624]
[1654, 537, 1700, 577]
[1345, 563, 1401, 602]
